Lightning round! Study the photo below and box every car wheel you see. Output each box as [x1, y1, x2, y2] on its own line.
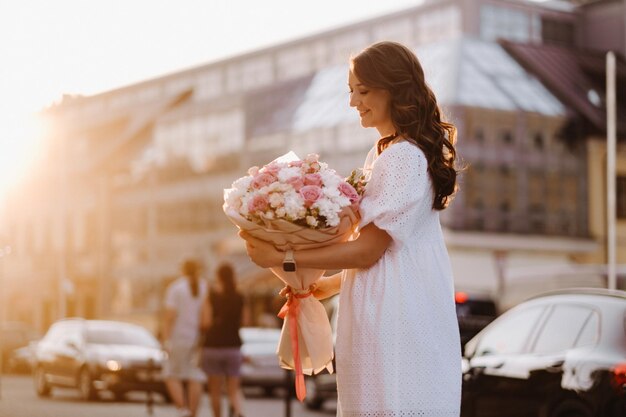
[78, 367, 98, 401]
[304, 377, 323, 410]
[550, 399, 593, 417]
[34, 366, 51, 397]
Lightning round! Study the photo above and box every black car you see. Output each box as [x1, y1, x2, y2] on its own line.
[461, 288, 626, 417]
[33, 318, 167, 401]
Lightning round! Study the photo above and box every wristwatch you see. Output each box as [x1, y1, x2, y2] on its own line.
[282, 249, 296, 272]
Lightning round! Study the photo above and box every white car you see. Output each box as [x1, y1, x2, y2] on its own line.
[240, 327, 289, 396]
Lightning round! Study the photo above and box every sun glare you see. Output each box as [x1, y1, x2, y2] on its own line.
[0, 112, 44, 201]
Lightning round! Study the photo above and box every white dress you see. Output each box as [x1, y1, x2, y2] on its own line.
[335, 141, 461, 417]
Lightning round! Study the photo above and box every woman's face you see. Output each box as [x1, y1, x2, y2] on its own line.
[348, 70, 394, 136]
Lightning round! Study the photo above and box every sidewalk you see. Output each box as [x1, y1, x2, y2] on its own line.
[0, 375, 336, 417]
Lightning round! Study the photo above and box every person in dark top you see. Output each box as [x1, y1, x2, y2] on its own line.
[200, 262, 245, 417]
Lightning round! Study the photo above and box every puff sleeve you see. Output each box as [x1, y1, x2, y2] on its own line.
[358, 142, 432, 245]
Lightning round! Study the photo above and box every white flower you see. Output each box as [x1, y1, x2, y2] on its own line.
[269, 193, 285, 208]
[232, 175, 253, 191]
[319, 170, 341, 189]
[267, 182, 289, 193]
[314, 198, 341, 227]
[334, 195, 351, 208]
[306, 216, 319, 227]
[322, 185, 341, 200]
[276, 207, 287, 218]
[239, 194, 252, 216]
[284, 190, 306, 220]
[277, 167, 302, 183]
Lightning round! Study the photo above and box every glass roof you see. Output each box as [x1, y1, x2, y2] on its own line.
[246, 37, 565, 137]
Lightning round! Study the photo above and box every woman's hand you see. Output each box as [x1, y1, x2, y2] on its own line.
[239, 231, 283, 268]
[312, 274, 341, 300]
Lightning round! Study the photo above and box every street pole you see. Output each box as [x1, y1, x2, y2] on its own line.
[606, 51, 617, 291]
[0, 244, 12, 400]
[284, 369, 292, 417]
[58, 134, 68, 319]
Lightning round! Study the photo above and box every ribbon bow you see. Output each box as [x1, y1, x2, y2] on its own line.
[277, 284, 316, 402]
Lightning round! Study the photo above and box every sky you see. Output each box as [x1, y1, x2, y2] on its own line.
[0, 0, 426, 200]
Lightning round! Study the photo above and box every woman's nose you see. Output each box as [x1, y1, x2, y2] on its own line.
[349, 93, 358, 108]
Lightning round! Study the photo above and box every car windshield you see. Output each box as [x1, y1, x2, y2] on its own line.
[85, 325, 159, 348]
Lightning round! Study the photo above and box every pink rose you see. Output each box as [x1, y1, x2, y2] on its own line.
[299, 185, 323, 207]
[288, 160, 304, 168]
[263, 163, 281, 176]
[251, 172, 275, 189]
[286, 176, 305, 191]
[247, 194, 270, 213]
[304, 173, 323, 186]
[339, 182, 360, 204]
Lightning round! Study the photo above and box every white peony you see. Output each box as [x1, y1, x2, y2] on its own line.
[277, 167, 302, 183]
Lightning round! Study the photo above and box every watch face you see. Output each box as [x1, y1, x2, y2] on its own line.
[283, 262, 296, 272]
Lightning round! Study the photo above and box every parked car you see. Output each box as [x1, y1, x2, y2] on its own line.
[461, 288, 626, 417]
[455, 291, 498, 348]
[33, 318, 167, 401]
[304, 292, 498, 410]
[8, 340, 39, 374]
[240, 326, 288, 396]
[0, 321, 39, 373]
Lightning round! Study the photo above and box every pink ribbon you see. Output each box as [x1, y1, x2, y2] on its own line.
[277, 285, 314, 402]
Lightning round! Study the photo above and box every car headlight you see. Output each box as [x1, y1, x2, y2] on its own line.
[106, 360, 122, 372]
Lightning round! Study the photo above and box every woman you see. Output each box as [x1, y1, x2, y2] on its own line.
[241, 41, 462, 416]
[162, 259, 207, 417]
[200, 263, 246, 417]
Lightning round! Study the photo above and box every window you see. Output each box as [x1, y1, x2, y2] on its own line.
[475, 128, 485, 143]
[575, 311, 600, 348]
[416, 6, 462, 44]
[541, 18, 575, 47]
[480, 5, 530, 42]
[500, 130, 514, 145]
[533, 132, 544, 150]
[532, 305, 594, 354]
[475, 306, 546, 356]
[618, 176, 626, 219]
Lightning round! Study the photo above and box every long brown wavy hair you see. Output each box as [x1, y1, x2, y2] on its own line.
[351, 41, 458, 210]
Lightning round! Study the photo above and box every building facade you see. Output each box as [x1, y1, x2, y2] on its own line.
[2, 0, 623, 333]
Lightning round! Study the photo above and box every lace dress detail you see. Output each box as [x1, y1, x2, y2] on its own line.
[335, 141, 461, 417]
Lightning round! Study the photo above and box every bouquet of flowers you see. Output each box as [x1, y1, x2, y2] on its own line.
[223, 152, 365, 401]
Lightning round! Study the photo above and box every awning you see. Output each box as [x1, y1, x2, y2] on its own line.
[500, 39, 626, 137]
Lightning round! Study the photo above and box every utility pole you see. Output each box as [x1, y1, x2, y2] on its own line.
[0, 242, 12, 400]
[58, 133, 68, 318]
[606, 51, 617, 291]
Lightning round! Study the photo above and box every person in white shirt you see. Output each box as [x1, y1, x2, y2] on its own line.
[162, 259, 208, 417]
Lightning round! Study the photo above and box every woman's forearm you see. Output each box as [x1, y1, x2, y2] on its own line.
[294, 223, 391, 270]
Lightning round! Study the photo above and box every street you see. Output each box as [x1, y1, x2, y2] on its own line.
[0, 375, 336, 417]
